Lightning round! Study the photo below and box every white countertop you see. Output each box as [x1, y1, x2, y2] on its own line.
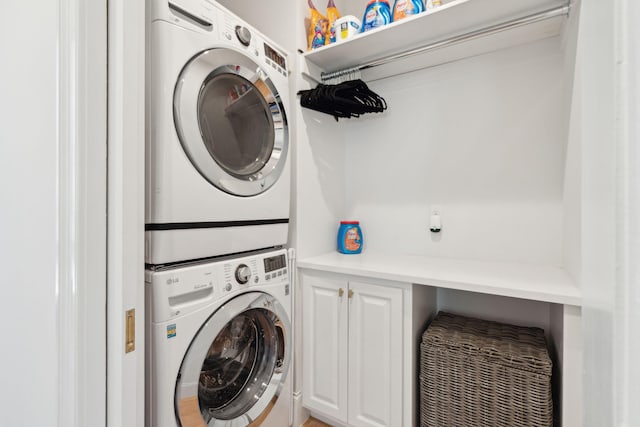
[297, 251, 581, 306]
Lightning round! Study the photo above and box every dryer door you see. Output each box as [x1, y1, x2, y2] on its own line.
[174, 48, 288, 197]
[175, 291, 291, 427]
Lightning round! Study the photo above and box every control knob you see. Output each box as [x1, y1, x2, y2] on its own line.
[235, 264, 251, 284]
[235, 25, 252, 47]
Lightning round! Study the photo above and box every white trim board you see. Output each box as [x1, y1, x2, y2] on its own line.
[106, 0, 146, 425]
[57, 0, 107, 425]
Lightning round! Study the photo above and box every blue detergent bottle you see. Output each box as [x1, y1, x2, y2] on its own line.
[361, 0, 392, 32]
[337, 221, 363, 254]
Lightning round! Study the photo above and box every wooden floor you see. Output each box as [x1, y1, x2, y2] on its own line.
[302, 417, 333, 427]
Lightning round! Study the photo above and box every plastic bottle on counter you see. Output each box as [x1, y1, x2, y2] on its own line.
[392, 0, 424, 22]
[337, 221, 363, 254]
[361, 0, 392, 33]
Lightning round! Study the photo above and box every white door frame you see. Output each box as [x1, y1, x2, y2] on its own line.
[615, 1, 640, 425]
[106, 0, 146, 426]
[57, 0, 107, 425]
[57, 0, 145, 425]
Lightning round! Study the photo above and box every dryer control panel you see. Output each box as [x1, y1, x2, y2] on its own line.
[219, 11, 288, 79]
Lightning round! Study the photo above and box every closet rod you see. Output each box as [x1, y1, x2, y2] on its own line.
[320, 4, 570, 82]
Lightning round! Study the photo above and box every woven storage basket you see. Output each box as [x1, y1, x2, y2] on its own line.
[420, 312, 553, 427]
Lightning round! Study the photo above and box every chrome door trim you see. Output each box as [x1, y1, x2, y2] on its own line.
[174, 48, 289, 197]
[175, 291, 291, 427]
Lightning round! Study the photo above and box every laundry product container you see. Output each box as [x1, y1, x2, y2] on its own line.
[337, 220, 363, 254]
[420, 312, 553, 427]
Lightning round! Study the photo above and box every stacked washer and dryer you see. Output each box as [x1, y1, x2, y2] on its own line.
[145, 1, 293, 426]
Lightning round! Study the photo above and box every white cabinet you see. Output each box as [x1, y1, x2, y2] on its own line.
[302, 273, 348, 422]
[301, 270, 434, 427]
[347, 279, 403, 427]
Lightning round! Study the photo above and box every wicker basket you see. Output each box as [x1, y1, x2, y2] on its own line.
[419, 312, 553, 427]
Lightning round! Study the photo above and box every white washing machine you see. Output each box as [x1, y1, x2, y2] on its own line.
[146, 248, 292, 427]
[146, 0, 291, 265]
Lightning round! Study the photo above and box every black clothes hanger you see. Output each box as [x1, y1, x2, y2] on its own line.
[298, 79, 387, 121]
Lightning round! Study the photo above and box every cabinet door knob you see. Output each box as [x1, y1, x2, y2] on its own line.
[338, 288, 344, 297]
[348, 289, 354, 299]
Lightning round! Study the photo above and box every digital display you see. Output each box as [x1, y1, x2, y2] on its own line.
[264, 43, 286, 71]
[264, 254, 286, 272]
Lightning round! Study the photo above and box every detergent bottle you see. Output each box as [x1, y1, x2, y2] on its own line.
[361, 0, 392, 33]
[337, 221, 363, 254]
[392, 0, 424, 22]
[326, 0, 341, 44]
[307, 0, 329, 50]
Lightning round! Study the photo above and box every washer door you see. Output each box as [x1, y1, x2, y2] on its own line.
[174, 48, 288, 197]
[175, 292, 291, 427]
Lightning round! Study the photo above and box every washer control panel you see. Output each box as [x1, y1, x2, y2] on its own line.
[235, 264, 251, 284]
[235, 25, 252, 46]
[147, 249, 289, 322]
[221, 249, 289, 295]
[262, 252, 288, 282]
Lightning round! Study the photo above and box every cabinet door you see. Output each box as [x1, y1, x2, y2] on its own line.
[302, 273, 349, 422]
[347, 280, 404, 427]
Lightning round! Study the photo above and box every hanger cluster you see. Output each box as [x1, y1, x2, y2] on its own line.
[298, 79, 387, 121]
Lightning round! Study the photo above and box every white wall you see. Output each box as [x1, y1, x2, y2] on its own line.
[341, 37, 569, 266]
[0, 1, 60, 425]
[437, 289, 552, 331]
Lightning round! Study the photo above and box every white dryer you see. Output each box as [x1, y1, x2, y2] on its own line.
[146, 249, 292, 427]
[146, 0, 291, 265]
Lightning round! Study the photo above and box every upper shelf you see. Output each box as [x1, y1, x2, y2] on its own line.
[302, 0, 569, 82]
[297, 251, 581, 306]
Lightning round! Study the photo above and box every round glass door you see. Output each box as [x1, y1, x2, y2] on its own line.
[174, 49, 289, 197]
[175, 292, 291, 427]
[198, 73, 274, 179]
